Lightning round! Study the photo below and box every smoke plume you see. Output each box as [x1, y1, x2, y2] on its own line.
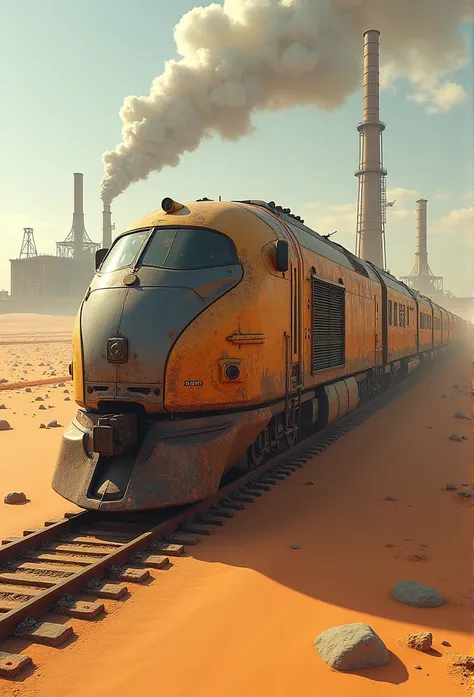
[101, 0, 472, 203]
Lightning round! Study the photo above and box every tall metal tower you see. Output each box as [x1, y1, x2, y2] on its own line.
[19, 228, 38, 258]
[355, 30, 387, 270]
[56, 173, 100, 258]
[401, 199, 444, 296]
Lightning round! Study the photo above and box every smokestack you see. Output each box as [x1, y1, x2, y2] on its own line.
[72, 173, 85, 259]
[102, 203, 112, 248]
[414, 198, 429, 275]
[400, 198, 444, 296]
[355, 30, 386, 269]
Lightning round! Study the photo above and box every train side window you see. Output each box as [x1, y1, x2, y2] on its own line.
[388, 300, 392, 325]
[394, 302, 398, 327]
[407, 306, 409, 327]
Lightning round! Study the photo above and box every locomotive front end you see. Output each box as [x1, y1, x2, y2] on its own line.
[52, 200, 280, 511]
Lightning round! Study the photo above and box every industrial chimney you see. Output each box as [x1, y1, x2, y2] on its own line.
[414, 198, 428, 275]
[355, 30, 387, 270]
[72, 173, 86, 259]
[401, 198, 444, 296]
[102, 203, 112, 249]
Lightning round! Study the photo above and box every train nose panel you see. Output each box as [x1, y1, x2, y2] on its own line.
[81, 286, 204, 408]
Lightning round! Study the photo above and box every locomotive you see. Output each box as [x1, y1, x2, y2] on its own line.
[52, 197, 466, 511]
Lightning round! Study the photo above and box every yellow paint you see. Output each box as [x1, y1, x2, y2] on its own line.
[72, 307, 84, 406]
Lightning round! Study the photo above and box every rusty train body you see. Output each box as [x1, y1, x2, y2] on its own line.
[52, 198, 467, 511]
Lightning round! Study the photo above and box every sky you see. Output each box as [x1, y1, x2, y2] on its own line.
[0, 0, 472, 297]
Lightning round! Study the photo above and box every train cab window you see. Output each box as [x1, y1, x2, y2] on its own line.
[388, 300, 392, 325]
[140, 227, 238, 270]
[394, 302, 398, 327]
[99, 230, 150, 273]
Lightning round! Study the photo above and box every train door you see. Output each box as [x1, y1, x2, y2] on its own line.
[282, 224, 304, 444]
[290, 260, 302, 387]
[374, 294, 383, 366]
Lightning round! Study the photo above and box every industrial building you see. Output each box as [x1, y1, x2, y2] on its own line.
[5, 173, 101, 314]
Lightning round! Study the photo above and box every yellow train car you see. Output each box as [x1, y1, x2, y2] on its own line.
[52, 197, 467, 512]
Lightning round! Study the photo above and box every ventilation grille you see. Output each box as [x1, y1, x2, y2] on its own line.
[311, 277, 345, 372]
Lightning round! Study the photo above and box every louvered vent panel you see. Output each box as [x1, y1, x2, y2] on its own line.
[311, 277, 345, 372]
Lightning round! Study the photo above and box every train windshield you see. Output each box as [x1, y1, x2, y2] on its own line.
[100, 230, 150, 273]
[139, 227, 238, 270]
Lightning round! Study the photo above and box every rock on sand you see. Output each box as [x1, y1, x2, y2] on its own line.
[392, 581, 444, 608]
[399, 632, 433, 652]
[4, 492, 27, 505]
[0, 420, 11, 431]
[314, 622, 389, 671]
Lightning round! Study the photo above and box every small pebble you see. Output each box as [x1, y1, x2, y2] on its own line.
[446, 484, 458, 490]
[39, 423, 46, 429]
[290, 543, 301, 550]
[0, 404, 6, 410]
[414, 664, 422, 670]
[385, 495, 395, 501]
[454, 411, 467, 419]
[0, 419, 11, 431]
[449, 434, 462, 441]
[440, 640, 451, 647]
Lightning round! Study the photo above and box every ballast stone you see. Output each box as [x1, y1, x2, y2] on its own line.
[392, 581, 444, 608]
[314, 622, 389, 671]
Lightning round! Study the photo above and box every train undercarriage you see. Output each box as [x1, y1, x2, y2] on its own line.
[52, 349, 438, 512]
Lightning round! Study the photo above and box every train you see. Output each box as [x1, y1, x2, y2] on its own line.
[52, 197, 467, 511]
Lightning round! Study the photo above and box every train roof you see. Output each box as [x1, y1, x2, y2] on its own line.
[125, 197, 463, 321]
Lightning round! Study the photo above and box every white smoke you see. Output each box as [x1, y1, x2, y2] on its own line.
[101, 0, 472, 203]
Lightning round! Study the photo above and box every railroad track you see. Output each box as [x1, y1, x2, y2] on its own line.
[0, 358, 438, 679]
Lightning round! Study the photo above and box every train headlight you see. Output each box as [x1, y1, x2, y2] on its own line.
[219, 359, 243, 383]
[161, 197, 185, 214]
[224, 364, 240, 380]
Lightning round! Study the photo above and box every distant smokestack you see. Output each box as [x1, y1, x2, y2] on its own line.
[102, 203, 112, 248]
[355, 30, 386, 270]
[400, 197, 444, 296]
[72, 173, 85, 259]
[414, 199, 429, 275]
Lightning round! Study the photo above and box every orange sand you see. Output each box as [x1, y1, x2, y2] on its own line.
[0, 314, 80, 537]
[0, 318, 471, 696]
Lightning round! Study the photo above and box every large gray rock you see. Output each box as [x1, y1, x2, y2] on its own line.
[392, 581, 444, 608]
[314, 623, 389, 671]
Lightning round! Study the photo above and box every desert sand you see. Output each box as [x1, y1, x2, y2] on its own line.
[0, 314, 471, 697]
[0, 314, 80, 538]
